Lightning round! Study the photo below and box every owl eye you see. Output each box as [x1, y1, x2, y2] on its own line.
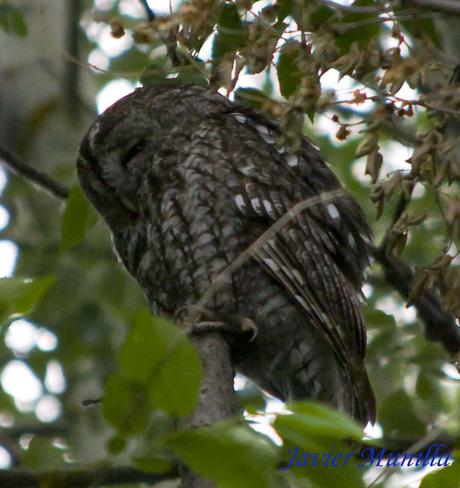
[120, 141, 145, 169]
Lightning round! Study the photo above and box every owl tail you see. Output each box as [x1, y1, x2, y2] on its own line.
[283, 347, 376, 427]
[352, 368, 377, 426]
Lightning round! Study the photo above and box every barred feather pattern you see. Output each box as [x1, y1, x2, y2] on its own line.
[77, 84, 376, 424]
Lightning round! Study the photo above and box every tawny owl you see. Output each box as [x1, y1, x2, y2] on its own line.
[77, 84, 375, 424]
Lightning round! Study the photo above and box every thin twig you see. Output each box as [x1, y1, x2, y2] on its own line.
[409, 0, 460, 15]
[1, 424, 68, 438]
[64, 0, 82, 117]
[319, 0, 393, 14]
[138, 0, 180, 67]
[330, 10, 445, 33]
[0, 147, 69, 200]
[165, 28, 182, 67]
[138, 0, 155, 21]
[368, 423, 450, 487]
[193, 189, 345, 316]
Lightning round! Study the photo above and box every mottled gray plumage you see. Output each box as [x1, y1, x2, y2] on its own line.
[77, 84, 375, 424]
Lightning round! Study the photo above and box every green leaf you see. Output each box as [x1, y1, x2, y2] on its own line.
[410, 343, 445, 366]
[139, 58, 169, 87]
[332, 0, 379, 54]
[133, 454, 174, 473]
[400, 17, 441, 50]
[277, 0, 294, 21]
[59, 185, 98, 253]
[141, 58, 208, 88]
[21, 437, 65, 469]
[110, 48, 150, 74]
[379, 389, 426, 438]
[273, 402, 366, 486]
[309, 4, 335, 29]
[102, 374, 151, 436]
[277, 41, 304, 99]
[167, 422, 278, 488]
[420, 457, 460, 488]
[212, 2, 247, 61]
[234, 87, 271, 109]
[176, 68, 209, 86]
[0, 276, 56, 323]
[415, 368, 444, 410]
[119, 311, 203, 416]
[280, 401, 364, 442]
[107, 435, 127, 454]
[363, 308, 397, 330]
[279, 445, 365, 487]
[0, 3, 27, 37]
[416, 372, 436, 401]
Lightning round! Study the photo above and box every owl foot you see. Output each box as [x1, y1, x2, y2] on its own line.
[175, 304, 217, 326]
[189, 321, 231, 335]
[175, 305, 257, 341]
[189, 319, 257, 342]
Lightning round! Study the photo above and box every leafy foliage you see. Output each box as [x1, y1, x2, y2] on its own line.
[59, 185, 98, 253]
[117, 311, 203, 417]
[0, 276, 55, 323]
[0, 2, 27, 37]
[167, 421, 278, 487]
[419, 455, 460, 488]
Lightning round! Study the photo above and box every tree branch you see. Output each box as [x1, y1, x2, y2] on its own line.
[188, 331, 237, 428]
[319, 0, 392, 14]
[409, 0, 460, 15]
[64, 0, 83, 118]
[0, 147, 69, 200]
[181, 330, 237, 487]
[137, 0, 180, 67]
[1, 424, 68, 439]
[323, 0, 460, 16]
[371, 245, 460, 355]
[0, 466, 178, 488]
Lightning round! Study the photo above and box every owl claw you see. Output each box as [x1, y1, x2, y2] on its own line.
[188, 319, 257, 343]
[189, 321, 231, 335]
[174, 305, 214, 323]
[240, 318, 258, 342]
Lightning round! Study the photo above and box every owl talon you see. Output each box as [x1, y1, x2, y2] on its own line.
[240, 318, 258, 342]
[188, 321, 232, 335]
[175, 305, 216, 326]
[187, 319, 258, 342]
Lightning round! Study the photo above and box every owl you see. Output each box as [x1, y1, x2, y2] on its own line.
[77, 84, 376, 425]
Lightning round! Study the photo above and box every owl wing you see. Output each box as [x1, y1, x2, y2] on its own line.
[197, 108, 375, 421]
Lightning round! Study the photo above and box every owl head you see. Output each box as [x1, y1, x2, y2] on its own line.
[77, 87, 166, 231]
[77, 84, 232, 232]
